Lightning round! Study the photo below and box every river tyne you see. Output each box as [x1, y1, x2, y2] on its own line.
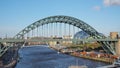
[15, 45, 109, 68]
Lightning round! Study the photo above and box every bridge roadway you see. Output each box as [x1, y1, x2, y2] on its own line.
[0, 38, 119, 43]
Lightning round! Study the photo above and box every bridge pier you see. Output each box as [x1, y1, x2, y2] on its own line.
[115, 39, 120, 57]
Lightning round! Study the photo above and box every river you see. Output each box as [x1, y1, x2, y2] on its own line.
[15, 45, 109, 68]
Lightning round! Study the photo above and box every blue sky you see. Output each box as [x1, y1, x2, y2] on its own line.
[0, 0, 120, 38]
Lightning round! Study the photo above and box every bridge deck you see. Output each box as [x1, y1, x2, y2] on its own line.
[0, 39, 118, 43]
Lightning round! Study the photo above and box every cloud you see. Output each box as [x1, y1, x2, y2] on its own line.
[93, 6, 101, 11]
[103, 0, 120, 6]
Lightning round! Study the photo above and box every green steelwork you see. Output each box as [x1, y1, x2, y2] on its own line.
[0, 39, 25, 43]
[0, 45, 12, 57]
[0, 38, 118, 43]
[13, 15, 117, 55]
[14, 15, 104, 39]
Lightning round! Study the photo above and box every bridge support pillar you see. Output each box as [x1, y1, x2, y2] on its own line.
[115, 39, 120, 57]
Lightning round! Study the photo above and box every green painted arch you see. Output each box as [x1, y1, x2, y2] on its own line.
[14, 15, 104, 39]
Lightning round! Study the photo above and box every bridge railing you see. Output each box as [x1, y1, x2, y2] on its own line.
[0, 38, 118, 43]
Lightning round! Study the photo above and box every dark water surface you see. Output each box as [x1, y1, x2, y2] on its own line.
[15, 45, 109, 68]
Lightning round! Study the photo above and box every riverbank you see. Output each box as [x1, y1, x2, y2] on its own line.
[0, 45, 20, 68]
[71, 52, 114, 64]
[49, 44, 117, 64]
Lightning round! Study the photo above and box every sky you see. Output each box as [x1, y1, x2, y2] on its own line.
[0, 0, 120, 38]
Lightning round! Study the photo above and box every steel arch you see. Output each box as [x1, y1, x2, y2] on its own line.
[14, 15, 104, 39]
[14, 15, 117, 55]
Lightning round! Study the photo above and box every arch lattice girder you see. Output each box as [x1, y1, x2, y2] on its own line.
[14, 15, 116, 54]
[14, 15, 103, 39]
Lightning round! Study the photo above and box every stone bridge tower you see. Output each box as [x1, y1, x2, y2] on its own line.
[116, 39, 120, 57]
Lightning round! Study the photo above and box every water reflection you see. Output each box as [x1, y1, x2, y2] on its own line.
[15, 45, 108, 68]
